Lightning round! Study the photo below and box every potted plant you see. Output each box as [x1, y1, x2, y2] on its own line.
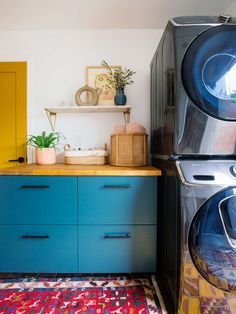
[101, 60, 136, 106]
[27, 131, 64, 165]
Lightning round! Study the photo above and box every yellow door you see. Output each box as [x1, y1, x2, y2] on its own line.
[0, 62, 27, 168]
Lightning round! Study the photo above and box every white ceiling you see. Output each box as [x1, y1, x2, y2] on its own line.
[0, 0, 234, 30]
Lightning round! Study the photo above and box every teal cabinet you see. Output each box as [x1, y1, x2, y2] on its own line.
[0, 175, 157, 273]
[0, 225, 77, 273]
[79, 225, 156, 273]
[78, 176, 157, 273]
[0, 176, 77, 224]
[78, 176, 157, 224]
[0, 175, 77, 273]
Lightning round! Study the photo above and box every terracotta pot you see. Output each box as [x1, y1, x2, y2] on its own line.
[35, 147, 56, 165]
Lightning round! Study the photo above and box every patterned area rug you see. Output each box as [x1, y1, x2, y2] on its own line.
[0, 275, 165, 313]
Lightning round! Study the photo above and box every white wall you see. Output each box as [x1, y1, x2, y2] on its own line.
[0, 29, 163, 161]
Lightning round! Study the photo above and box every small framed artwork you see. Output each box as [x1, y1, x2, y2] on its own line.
[86, 65, 121, 106]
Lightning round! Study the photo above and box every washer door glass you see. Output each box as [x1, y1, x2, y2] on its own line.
[182, 25, 236, 121]
[188, 187, 236, 293]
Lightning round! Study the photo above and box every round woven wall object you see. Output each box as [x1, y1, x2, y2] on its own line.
[75, 85, 98, 106]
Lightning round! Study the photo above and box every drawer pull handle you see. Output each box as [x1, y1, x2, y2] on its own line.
[20, 235, 49, 239]
[103, 185, 131, 189]
[103, 233, 131, 239]
[20, 185, 50, 189]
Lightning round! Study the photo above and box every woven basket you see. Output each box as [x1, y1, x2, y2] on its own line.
[65, 155, 106, 165]
[110, 133, 148, 167]
[64, 144, 107, 165]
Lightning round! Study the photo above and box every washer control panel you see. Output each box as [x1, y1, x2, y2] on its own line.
[177, 160, 236, 185]
[230, 165, 236, 177]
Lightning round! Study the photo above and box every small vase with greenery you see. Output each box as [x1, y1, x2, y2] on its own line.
[101, 60, 136, 105]
[27, 131, 64, 165]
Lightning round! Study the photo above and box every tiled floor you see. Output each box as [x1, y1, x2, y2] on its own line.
[180, 262, 236, 314]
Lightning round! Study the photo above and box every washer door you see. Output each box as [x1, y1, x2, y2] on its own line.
[182, 25, 236, 121]
[189, 187, 236, 293]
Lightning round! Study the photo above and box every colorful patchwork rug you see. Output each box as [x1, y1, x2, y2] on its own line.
[0, 275, 165, 313]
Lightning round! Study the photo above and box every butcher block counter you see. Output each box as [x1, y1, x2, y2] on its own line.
[0, 163, 160, 274]
[0, 163, 161, 176]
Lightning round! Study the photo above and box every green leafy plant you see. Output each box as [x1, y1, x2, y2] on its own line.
[26, 131, 64, 149]
[101, 60, 136, 90]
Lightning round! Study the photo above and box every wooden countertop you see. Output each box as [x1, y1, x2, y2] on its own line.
[0, 164, 161, 176]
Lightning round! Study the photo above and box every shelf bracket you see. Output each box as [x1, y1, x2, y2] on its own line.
[45, 109, 57, 131]
[123, 110, 130, 124]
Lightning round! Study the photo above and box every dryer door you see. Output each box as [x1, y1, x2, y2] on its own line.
[182, 25, 236, 121]
[189, 187, 236, 293]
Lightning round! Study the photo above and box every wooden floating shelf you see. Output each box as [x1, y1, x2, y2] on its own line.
[45, 105, 131, 114]
[44, 106, 131, 131]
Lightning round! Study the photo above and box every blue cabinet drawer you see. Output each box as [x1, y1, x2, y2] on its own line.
[0, 225, 77, 273]
[78, 225, 156, 273]
[78, 176, 157, 224]
[0, 176, 77, 224]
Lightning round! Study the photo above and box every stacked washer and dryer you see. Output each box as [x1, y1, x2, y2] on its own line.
[151, 15, 236, 313]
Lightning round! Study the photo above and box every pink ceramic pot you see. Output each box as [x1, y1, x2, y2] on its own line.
[35, 147, 56, 165]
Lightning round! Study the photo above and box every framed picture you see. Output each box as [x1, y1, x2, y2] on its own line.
[86, 65, 121, 106]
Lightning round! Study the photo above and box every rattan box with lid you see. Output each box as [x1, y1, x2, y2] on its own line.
[110, 133, 148, 166]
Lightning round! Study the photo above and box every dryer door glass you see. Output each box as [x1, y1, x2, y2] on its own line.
[182, 25, 236, 121]
[188, 187, 236, 293]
